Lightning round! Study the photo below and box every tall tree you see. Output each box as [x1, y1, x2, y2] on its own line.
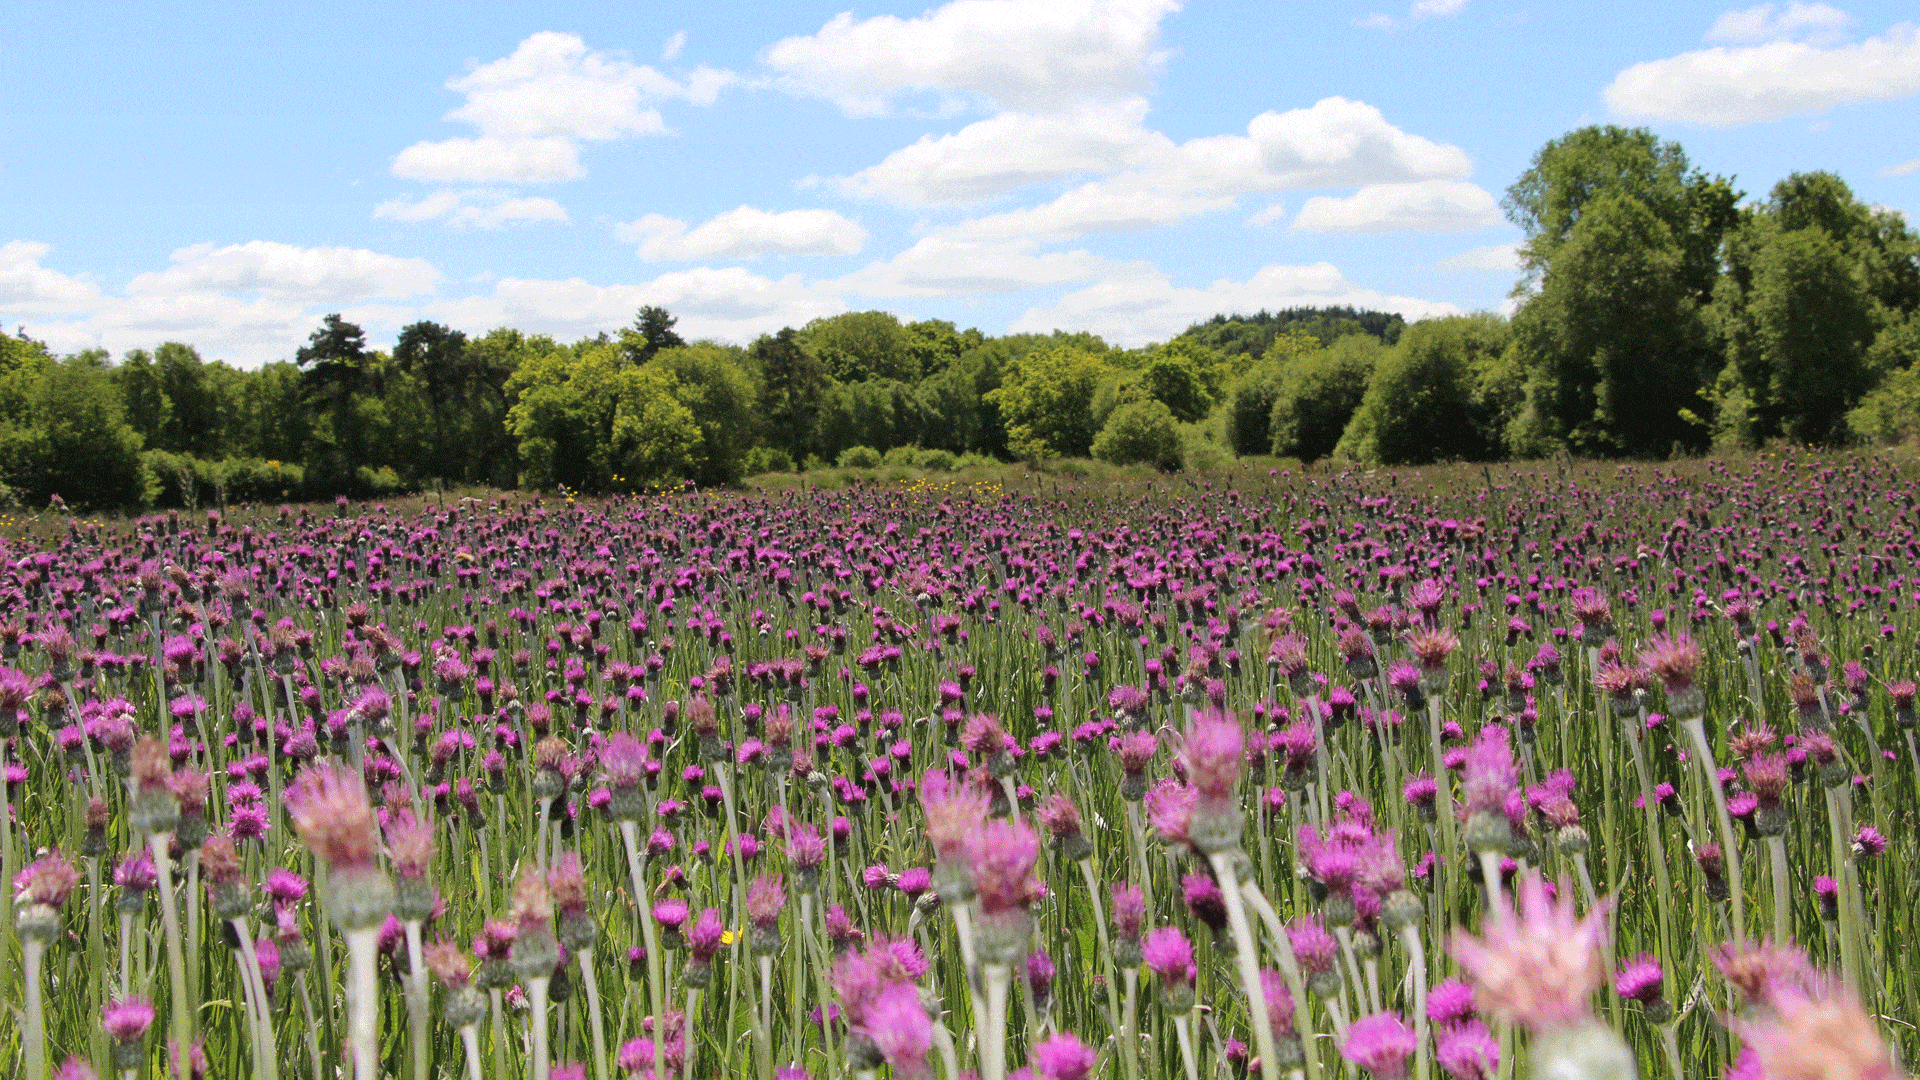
[750, 328, 831, 462]
[622, 306, 685, 364]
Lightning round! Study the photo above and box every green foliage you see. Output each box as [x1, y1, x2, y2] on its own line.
[750, 327, 831, 463]
[1176, 307, 1407, 364]
[902, 319, 985, 380]
[620, 306, 685, 365]
[743, 445, 796, 475]
[505, 338, 705, 492]
[0, 355, 150, 509]
[649, 344, 757, 487]
[1093, 399, 1184, 470]
[801, 311, 915, 383]
[915, 448, 957, 471]
[1268, 334, 1384, 461]
[141, 452, 310, 508]
[987, 346, 1116, 460]
[1337, 314, 1513, 465]
[836, 445, 883, 468]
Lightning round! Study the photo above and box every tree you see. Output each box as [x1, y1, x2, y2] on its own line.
[1269, 334, 1384, 461]
[751, 328, 831, 462]
[1337, 314, 1512, 465]
[1093, 399, 1183, 470]
[986, 346, 1116, 459]
[650, 344, 757, 486]
[621, 306, 685, 364]
[113, 349, 171, 449]
[903, 319, 984, 380]
[0, 353, 149, 508]
[801, 311, 914, 383]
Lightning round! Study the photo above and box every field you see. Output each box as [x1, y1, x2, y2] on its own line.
[1, 446, 1915, 1080]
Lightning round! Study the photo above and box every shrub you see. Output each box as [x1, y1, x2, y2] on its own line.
[1092, 399, 1184, 470]
[915, 448, 957, 471]
[837, 445, 883, 468]
[744, 446, 796, 475]
[355, 466, 409, 498]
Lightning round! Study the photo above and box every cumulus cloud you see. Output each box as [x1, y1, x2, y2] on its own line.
[374, 191, 569, 229]
[833, 237, 1113, 298]
[763, 0, 1179, 116]
[1010, 262, 1460, 346]
[835, 99, 1168, 204]
[1605, 18, 1920, 126]
[1705, 2, 1850, 44]
[1291, 180, 1502, 232]
[126, 241, 440, 306]
[1437, 241, 1522, 271]
[662, 31, 688, 62]
[391, 32, 735, 184]
[0, 241, 103, 317]
[416, 267, 846, 344]
[932, 97, 1473, 241]
[616, 207, 867, 260]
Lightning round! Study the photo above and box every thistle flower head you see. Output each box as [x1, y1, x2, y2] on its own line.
[1406, 627, 1459, 670]
[1638, 634, 1702, 694]
[1260, 968, 1296, 1036]
[1111, 882, 1146, 939]
[785, 824, 828, 871]
[746, 873, 787, 928]
[426, 937, 474, 989]
[1435, 1019, 1499, 1080]
[687, 907, 726, 962]
[286, 761, 379, 870]
[1460, 725, 1517, 819]
[1614, 954, 1665, 1005]
[384, 808, 436, 880]
[1115, 730, 1159, 772]
[861, 981, 932, 1079]
[1141, 926, 1195, 990]
[102, 996, 156, 1043]
[547, 851, 588, 914]
[1287, 915, 1339, 974]
[14, 848, 78, 907]
[1427, 979, 1476, 1025]
[115, 850, 158, 892]
[1030, 1032, 1097, 1080]
[599, 732, 648, 789]
[962, 818, 1040, 917]
[1037, 794, 1083, 842]
[1341, 1011, 1418, 1078]
[509, 865, 553, 929]
[919, 769, 989, 858]
[1178, 706, 1244, 804]
[1732, 980, 1899, 1080]
[1448, 870, 1608, 1033]
[1712, 939, 1811, 1007]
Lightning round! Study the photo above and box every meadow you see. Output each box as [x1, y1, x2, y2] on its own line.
[0, 447, 1914, 1080]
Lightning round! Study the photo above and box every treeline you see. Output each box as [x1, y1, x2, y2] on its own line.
[4, 125, 1919, 510]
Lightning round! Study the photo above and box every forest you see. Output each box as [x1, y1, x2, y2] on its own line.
[4, 124, 1918, 510]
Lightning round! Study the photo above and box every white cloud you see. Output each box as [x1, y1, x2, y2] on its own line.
[837, 99, 1168, 204]
[417, 267, 846, 345]
[392, 136, 584, 184]
[833, 237, 1113, 298]
[933, 97, 1473, 240]
[390, 32, 736, 185]
[127, 241, 440, 305]
[662, 31, 688, 62]
[1411, 0, 1468, 16]
[1010, 262, 1460, 346]
[374, 191, 569, 229]
[1880, 158, 1920, 176]
[1437, 241, 1522, 271]
[0, 241, 103, 317]
[763, 0, 1180, 116]
[1705, 3, 1850, 44]
[1291, 180, 1502, 232]
[616, 207, 868, 260]
[1605, 20, 1920, 126]
[1246, 203, 1289, 226]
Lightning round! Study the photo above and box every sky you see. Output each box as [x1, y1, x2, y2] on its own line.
[3, 0, 1918, 367]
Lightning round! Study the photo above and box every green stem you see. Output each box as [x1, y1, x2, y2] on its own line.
[149, 834, 194, 1067]
[23, 936, 46, 1080]
[578, 946, 610, 1080]
[982, 962, 1012, 1080]
[1684, 716, 1746, 943]
[345, 926, 383, 1080]
[528, 974, 552, 1080]
[1210, 852, 1280, 1080]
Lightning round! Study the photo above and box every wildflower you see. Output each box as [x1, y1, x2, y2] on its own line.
[1732, 981, 1900, 1080]
[1434, 1019, 1499, 1080]
[103, 996, 155, 1070]
[1037, 794, 1091, 861]
[964, 819, 1040, 963]
[1638, 634, 1703, 718]
[1142, 926, 1196, 1013]
[1111, 883, 1146, 966]
[1179, 706, 1245, 851]
[861, 981, 932, 1080]
[1030, 1032, 1097, 1080]
[682, 908, 726, 989]
[1460, 726, 1517, 853]
[1448, 871, 1607, 1033]
[1427, 979, 1476, 1026]
[1614, 954, 1671, 1023]
[746, 873, 786, 955]
[1341, 1011, 1417, 1078]
[1288, 915, 1342, 996]
[287, 762, 391, 929]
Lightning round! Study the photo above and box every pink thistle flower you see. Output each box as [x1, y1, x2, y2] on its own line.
[102, 995, 156, 1043]
[1638, 634, 1704, 714]
[1447, 871, 1608, 1034]
[1259, 968, 1296, 1037]
[14, 848, 79, 907]
[1142, 778, 1197, 852]
[53, 1057, 97, 1080]
[919, 769, 989, 859]
[963, 818, 1040, 919]
[1142, 926, 1196, 995]
[1030, 1032, 1097, 1080]
[286, 761, 379, 870]
[1732, 981, 1900, 1080]
[1712, 939, 1811, 1007]
[687, 908, 726, 964]
[1178, 707, 1245, 850]
[1111, 882, 1146, 941]
[1613, 954, 1665, 1005]
[1427, 979, 1476, 1025]
[861, 981, 933, 1080]
[425, 937, 474, 989]
[383, 808, 435, 880]
[1341, 1011, 1418, 1078]
[1434, 1019, 1498, 1080]
[746, 874, 787, 929]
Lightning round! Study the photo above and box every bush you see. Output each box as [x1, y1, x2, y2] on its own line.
[1092, 399, 1184, 470]
[956, 452, 998, 469]
[837, 445, 883, 468]
[801, 454, 831, 472]
[355, 466, 409, 498]
[882, 445, 920, 466]
[915, 448, 957, 471]
[744, 446, 796, 475]
[218, 458, 306, 504]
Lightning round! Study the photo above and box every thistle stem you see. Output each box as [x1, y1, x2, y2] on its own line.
[1684, 716, 1746, 942]
[405, 919, 432, 1080]
[1768, 834, 1791, 945]
[461, 1023, 486, 1080]
[23, 936, 47, 1080]
[1400, 924, 1429, 1080]
[1078, 857, 1135, 1080]
[577, 946, 611, 1080]
[617, 821, 670, 1080]
[1210, 852, 1280, 1080]
[982, 962, 1012, 1080]
[1172, 1013, 1200, 1080]
[344, 926, 384, 1080]
[149, 834, 195, 1067]
[528, 973, 553, 1080]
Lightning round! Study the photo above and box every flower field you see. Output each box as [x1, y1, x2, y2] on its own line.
[2, 451, 1917, 1080]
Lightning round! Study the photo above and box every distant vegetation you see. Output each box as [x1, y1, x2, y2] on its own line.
[3, 124, 1917, 509]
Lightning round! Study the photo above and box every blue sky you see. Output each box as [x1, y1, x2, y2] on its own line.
[4, 0, 1917, 366]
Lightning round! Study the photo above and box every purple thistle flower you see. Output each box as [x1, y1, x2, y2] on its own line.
[1341, 1011, 1418, 1078]
[1427, 978, 1476, 1025]
[861, 981, 932, 1080]
[1030, 1032, 1097, 1080]
[1435, 1019, 1499, 1080]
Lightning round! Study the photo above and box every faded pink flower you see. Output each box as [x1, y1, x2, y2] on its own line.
[1447, 871, 1608, 1033]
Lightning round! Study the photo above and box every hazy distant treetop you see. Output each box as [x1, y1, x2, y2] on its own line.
[1177, 307, 1407, 360]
